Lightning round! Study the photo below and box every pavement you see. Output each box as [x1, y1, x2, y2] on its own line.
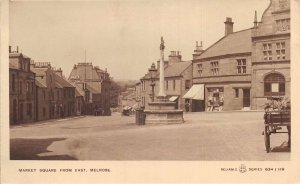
[10, 111, 290, 160]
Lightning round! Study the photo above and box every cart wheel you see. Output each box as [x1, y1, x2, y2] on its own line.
[264, 126, 270, 153]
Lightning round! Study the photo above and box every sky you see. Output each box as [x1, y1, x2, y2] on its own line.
[9, 0, 269, 80]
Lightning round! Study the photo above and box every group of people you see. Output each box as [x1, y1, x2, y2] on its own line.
[264, 96, 290, 111]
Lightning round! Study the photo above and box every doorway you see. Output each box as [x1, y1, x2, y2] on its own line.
[243, 89, 250, 107]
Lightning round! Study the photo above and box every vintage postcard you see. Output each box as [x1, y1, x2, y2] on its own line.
[1, 0, 300, 183]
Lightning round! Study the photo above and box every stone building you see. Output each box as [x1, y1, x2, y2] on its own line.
[190, 0, 290, 111]
[139, 51, 192, 111]
[251, 0, 290, 110]
[31, 62, 76, 120]
[69, 63, 111, 115]
[191, 18, 252, 111]
[9, 46, 36, 124]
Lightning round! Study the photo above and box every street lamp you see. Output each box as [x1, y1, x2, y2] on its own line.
[148, 63, 157, 102]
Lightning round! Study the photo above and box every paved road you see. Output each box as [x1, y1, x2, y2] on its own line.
[10, 111, 290, 160]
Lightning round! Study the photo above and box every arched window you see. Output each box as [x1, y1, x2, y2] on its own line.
[264, 73, 285, 96]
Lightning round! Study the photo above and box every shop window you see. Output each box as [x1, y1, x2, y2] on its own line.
[264, 73, 285, 96]
[210, 61, 219, 75]
[237, 59, 246, 74]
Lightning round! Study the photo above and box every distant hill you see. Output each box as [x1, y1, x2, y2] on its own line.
[114, 79, 139, 92]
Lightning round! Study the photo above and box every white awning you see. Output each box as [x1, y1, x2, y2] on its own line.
[183, 84, 204, 100]
[169, 96, 179, 102]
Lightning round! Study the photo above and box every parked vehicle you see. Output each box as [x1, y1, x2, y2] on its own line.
[262, 96, 291, 153]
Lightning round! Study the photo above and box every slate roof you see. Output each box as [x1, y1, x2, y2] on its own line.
[35, 78, 47, 88]
[9, 53, 30, 59]
[198, 29, 252, 59]
[141, 61, 192, 80]
[54, 73, 75, 88]
[69, 64, 101, 81]
[164, 61, 192, 77]
[31, 68, 47, 76]
[86, 83, 100, 94]
[31, 68, 48, 87]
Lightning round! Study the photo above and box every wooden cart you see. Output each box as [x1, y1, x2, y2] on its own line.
[263, 110, 291, 153]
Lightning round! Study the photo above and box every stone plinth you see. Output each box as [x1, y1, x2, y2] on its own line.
[144, 98, 184, 124]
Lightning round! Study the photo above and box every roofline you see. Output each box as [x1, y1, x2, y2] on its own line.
[193, 52, 252, 62]
[198, 28, 252, 60]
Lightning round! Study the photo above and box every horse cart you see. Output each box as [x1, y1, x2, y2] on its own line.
[263, 110, 291, 153]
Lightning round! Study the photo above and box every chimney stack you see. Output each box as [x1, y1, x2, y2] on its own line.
[224, 17, 234, 36]
[193, 41, 205, 59]
[55, 68, 63, 77]
[9, 46, 11, 53]
[16, 46, 19, 53]
[168, 51, 182, 65]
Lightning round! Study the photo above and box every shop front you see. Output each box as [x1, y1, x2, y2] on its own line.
[206, 87, 224, 112]
[183, 84, 205, 112]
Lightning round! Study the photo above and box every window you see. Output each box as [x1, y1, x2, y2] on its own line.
[235, 88, 239, 98]
[276, 19, 290, 32]
[19, 82, 22, 94]
[43, 90, 46, 100]
[237, 59, 247, 74]
[263, 43, 272, 61]
[211, 61, 219, 75]
[197, 63, 203, 76]
[31, 82, 34, 93]
[276, 42, 286, 60]
[166, 80, 168, 90]
[185, 80, 191, 90]
[26, 82, 29, 93]
[12, 74, 16, 92]
[173, 80, 176, 91]
[264, 73, 285, 96]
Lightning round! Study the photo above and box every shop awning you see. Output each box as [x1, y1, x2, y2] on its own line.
[169, 96, 179, 102]
[183, 84, 204, 100]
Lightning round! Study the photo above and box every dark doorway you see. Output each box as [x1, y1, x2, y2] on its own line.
[192, 100, 205, 112]
[243, 89, 250, 107]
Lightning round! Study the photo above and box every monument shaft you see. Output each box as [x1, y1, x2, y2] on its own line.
[158, 37, 166, 97]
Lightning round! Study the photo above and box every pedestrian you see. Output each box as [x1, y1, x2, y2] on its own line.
[185, 101, 190, 112]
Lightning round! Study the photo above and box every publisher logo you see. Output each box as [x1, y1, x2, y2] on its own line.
[239, 164, 247, 173]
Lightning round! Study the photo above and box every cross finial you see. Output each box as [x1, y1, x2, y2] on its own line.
[160, 36, 165, 50]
